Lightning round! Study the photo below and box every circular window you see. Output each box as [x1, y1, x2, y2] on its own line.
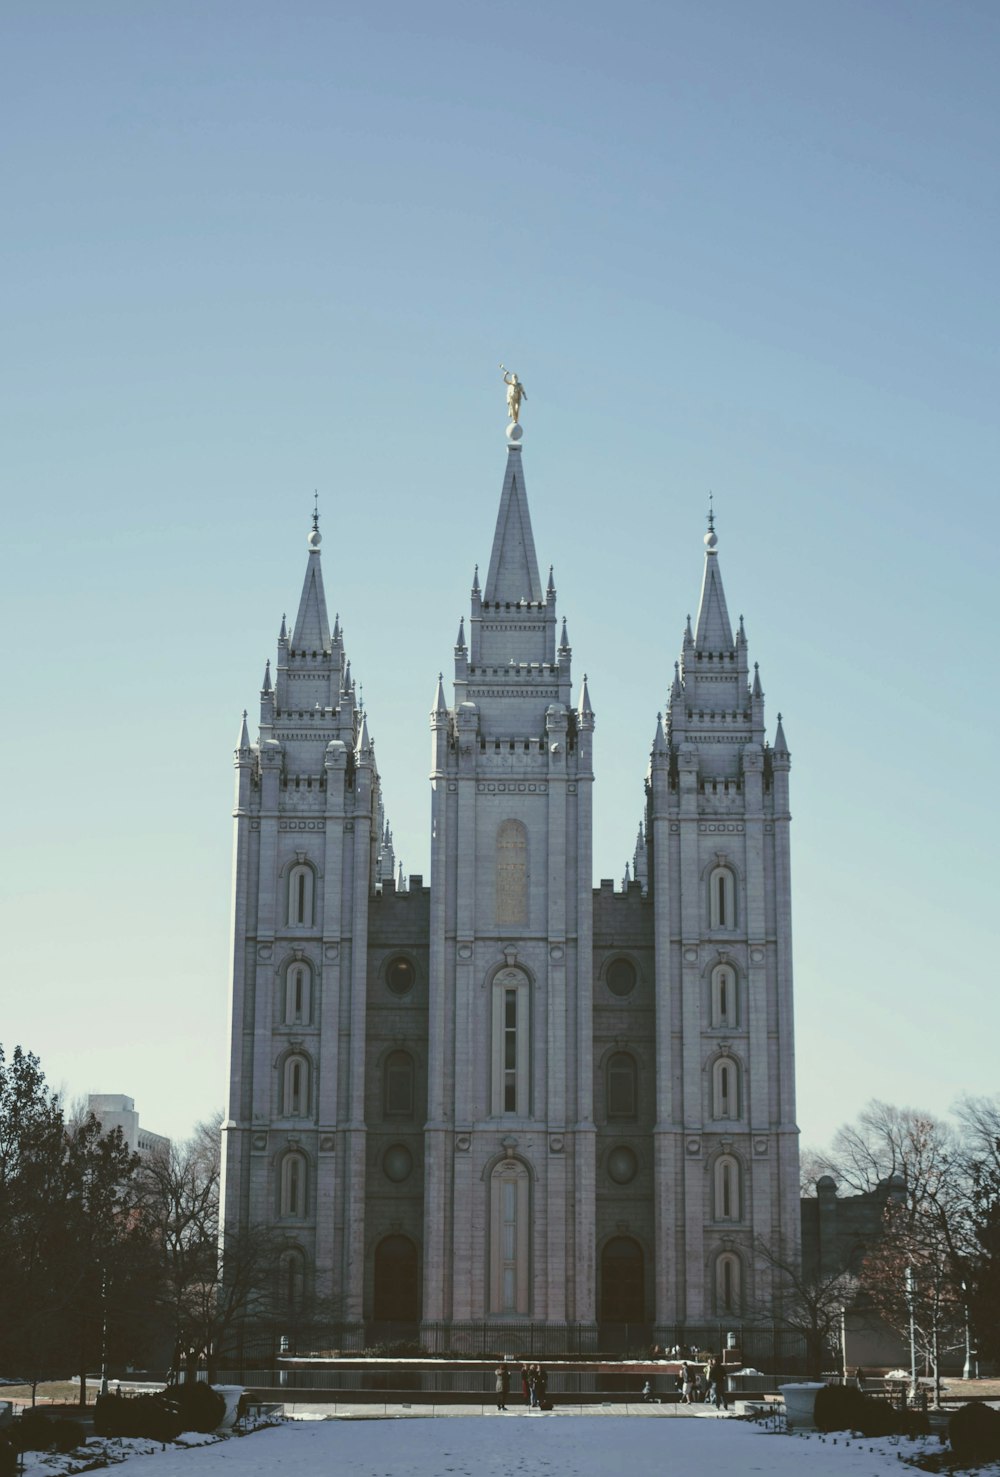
[606, 958, 637, 997]
[607, 1146, 638, 1185]
[386, 957, 415, 995]
[383, 1144, 413, 1183]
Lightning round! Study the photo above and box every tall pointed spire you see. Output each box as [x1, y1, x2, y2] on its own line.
[261, 659, 272, 694]
[456, 617, 466, 649]
[291, 509, 331, 653]
[483, 446, 544, 603]
[433, 672, 447, 713]
[774, 712, 789, 754]
[237, 710, 250, 750]
[694, 511, 734, 651]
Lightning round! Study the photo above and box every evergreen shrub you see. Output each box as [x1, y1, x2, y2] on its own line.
[948, 1402, 1000, 1463]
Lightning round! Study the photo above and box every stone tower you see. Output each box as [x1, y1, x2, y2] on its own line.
[422, 425, 597, 1330]
[643, 512, 799, 1324]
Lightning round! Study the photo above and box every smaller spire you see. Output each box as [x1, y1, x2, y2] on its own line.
[279, 613, 287, 642]
[333, 612, 341, 642]
[671, 661, 682, 699]
[623, 861, 631, 888]
[547, 565, 555, 595]
[653, 711, 668, 755]
[344, 659, 352, 691]
[312, 491, 320, 534]
[707, 491, 715, 535]
[397, 861, 406, 892]
[684, 613, 694, 646]
[738, 613, 746, 644]
[752, 662, 763, 699]
[433, 672, 447, 712]
[357, 710, 370, 755]
[579, 673, 593, 717]
[261, 659, 272, 694]
[237, 710, 250, 749]
[472, 564, 481, 595]
[456, 616, 466, 649]
[774, 713, 789, 753]
[560, 617, 570, 649]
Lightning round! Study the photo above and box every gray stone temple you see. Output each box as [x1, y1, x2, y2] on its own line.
[222, 420, 800, 1343]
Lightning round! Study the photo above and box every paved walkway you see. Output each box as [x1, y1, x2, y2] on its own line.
[281, 1400, 747, 1419]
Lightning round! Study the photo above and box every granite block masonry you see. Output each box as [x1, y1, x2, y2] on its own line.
[221, 430, 800, 1341]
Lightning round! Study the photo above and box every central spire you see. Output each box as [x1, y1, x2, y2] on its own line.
[483, 442, 544, 604]
[291, 508, 331, 653]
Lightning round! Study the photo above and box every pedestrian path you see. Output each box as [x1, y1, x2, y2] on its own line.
[281, 1400, 741, 1419]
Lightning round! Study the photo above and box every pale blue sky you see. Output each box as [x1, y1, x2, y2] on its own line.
[2, 1, 997, 1154]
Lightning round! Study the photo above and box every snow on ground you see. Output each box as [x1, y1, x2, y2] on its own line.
[35, 1416, 977, 1477]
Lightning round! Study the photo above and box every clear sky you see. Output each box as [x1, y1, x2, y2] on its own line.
[2, 1, 997, 1157]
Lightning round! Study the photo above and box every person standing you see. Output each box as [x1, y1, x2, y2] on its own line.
[520, 1363, 531, 1406]
[708, 1357, 729, 1411]
[536, 1364, 548, 1410]
[495, 1363, 510, 1412]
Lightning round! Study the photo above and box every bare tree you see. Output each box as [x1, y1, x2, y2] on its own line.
[754, 1237, 858, 1377]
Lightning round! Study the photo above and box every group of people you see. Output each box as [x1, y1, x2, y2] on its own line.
[494, 1361, 548, 1411]
[680, 1358, 730, 1410]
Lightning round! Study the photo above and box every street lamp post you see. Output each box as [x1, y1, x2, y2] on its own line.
[99, 1268, 109, 1398]
[961, 1281, 978, 1381]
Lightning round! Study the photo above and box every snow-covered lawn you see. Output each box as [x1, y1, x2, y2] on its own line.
[23, 1416, 973, 1477]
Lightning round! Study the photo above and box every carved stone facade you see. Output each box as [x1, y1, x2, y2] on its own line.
[222, 435, 800, 1341]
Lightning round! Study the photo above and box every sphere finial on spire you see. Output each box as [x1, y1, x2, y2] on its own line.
[704, 492, 718, 550]
[308, 491, 322, 548]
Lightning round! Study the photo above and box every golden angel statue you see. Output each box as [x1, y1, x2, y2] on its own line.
[500, 365, 527, 424]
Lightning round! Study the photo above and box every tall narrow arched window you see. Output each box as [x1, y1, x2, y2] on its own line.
[710, 964, 737, 1028]
[278, 1248, 306, 1311]
[280, 1151, 308, 1219]
[606, 1052, 638, 1120]
[712, 1056, 740, 1120]
[709, 865, 736, 930]
[491, 968, 530, 1116]
[489, 1159, 530, 1315]
[383, 1051, 415, 1118]
[284, 962, 312, 1025]
[288, 864, 315, 927]
[716, 1252, 742, 1313]
[714, 1154, 741, 1222]
[496, 820, 528, 926]
[282, 1054, 310, 1117]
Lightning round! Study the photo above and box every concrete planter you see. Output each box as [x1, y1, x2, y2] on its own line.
[778, 1382, 827, 1430]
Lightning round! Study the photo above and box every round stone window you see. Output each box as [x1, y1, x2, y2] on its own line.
[383, 1144, 413, 1183]
[386, 957, 415, 995]
[606, 958, 637, 997]
[607, 1146, 638, 1185]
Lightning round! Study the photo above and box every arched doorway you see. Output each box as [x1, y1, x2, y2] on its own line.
[373, 1234, 420, 1322]
[600, 1235, 645, 1323]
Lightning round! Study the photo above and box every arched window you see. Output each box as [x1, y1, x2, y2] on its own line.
[496, 820, 528, 926]
[373, 1234, 420, 1322]
[710, 964, 737, 1028]
[282, 1054, 310, 1117]
[491, 968, 530, 1116]
[712, 1056, 740, 1120]
[383, 1050, 415, 1118]
[489, 1160, 530, 1315]
[288, 863, 315, 928]
[716, 1252, 742, 1313]
[714, 1154, 741, 1221]
[278, 1247, 306, 1310]
[284, 962, 312, 1025]
[600, 1236, 645, 1323]
[606, 1052, 638, 1120]
[709, 865, 736, 930]
[280, 1151, 308, 1219]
